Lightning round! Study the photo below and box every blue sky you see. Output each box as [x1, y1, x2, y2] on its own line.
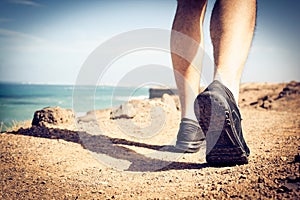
[0, 0, 299, 85]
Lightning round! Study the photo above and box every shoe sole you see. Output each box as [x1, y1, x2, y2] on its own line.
[195, 91, 248, 166]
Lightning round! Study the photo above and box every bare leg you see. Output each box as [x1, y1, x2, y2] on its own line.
[171, 0, 207, 120]
[210, 0, 256, 101]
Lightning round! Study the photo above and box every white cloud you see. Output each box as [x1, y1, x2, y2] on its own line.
[0, 28, 105, 56]
[8, 0, 42, 7]
[0, 28, 45, 43]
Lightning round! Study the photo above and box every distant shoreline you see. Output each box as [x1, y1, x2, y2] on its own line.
[1, 81, 298, 132]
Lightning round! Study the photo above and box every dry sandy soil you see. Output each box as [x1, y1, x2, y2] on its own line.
[0, 82, 299, 199]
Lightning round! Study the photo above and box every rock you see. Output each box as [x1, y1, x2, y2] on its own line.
[257, 176, 264, 183]
[250, 95, 273, 109]
[32, 107, 75, 129]
[161, 93, 177, 112]
[239, 174, 247, 180]
[149, 88, 178, 99]
[110, 103, 136, 119]
[277, 81, 300, 99]
[77, 114, 97, 123]
[249, 81, 300, 110]
[77, 110, 104, 123]
[280, 156, 287, 161]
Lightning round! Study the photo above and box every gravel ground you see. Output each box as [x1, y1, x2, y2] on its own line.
[0, 82, 299, 199]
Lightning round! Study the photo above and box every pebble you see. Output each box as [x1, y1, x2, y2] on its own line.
[258, 176, 264, 183]
[239, 175, 247, 180]
[280, 156, 287, 161]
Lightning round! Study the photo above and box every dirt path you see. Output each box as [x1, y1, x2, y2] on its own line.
[0, 82, 299, 199]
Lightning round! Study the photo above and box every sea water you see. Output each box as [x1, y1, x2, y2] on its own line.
[0, 83, 149, 129]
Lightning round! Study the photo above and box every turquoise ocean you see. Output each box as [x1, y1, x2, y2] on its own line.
[0, 83, 149, 130]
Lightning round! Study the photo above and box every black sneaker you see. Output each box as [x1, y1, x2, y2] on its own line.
[194, 80, 250, 166]
[175, 118, 205, 153]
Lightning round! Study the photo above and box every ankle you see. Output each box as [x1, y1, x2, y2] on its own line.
[181, 113, 197, 122]
[213, 77, 240, 102]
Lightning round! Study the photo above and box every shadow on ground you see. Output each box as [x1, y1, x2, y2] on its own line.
[8, 126, 208, 172]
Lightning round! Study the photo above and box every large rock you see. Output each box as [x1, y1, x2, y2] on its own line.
[161, 93, 177, 112]
[32, 107, 75, 129]
[110, 103, 136, 119]
[249, 81, 300, 110]
[149, 88, 178, 99]
[250, 95, 273, 109]
[276, 81, 300, 99]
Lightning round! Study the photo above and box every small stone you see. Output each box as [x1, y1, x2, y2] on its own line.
[257, 183, 264, 189]
[239, 174, 247, 179]
[110, 103, 136, 119]
[280, 156, 287, 161]
[258, 176, 264, 183]
[221, 169, 231, 175]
